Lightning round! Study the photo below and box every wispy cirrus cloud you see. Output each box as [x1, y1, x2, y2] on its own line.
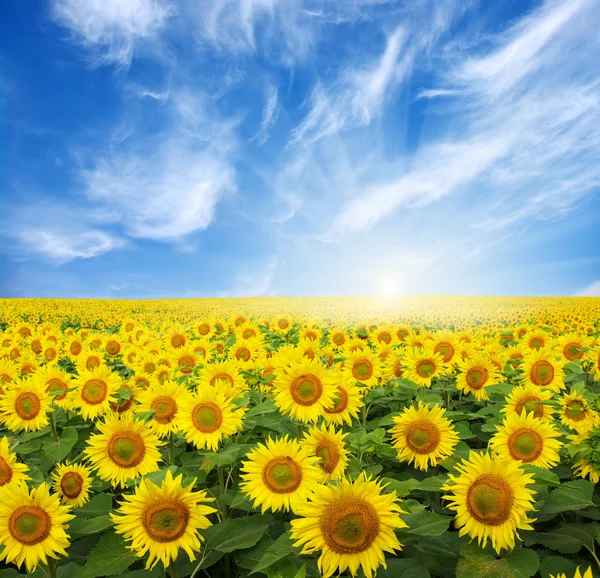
[574, 280, 600, 296]
[251, 84, 279, 145]
[51, 0, 174, 67]
[326, 0, 600, 238]
[1, 202, 125, 264]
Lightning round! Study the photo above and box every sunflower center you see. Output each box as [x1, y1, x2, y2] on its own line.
[352, 360, 373, 381]
[125, 322, 134, 332]
[377, 331, 391, 344]
[565, 400, 586, 421]
[316, 441, 340, 474]
[86, 356, 101, 370]
[563, 342, 583, 361]
[263, 457, 302, 493]
[108, 432, 146, 467]
[332, 333, 345, 346]
[105, 340, 120, 355]
[320, 499, 379, 554]
[81, 379, 108, 405]
[435, 342, 455, 362]
[416, 360, 435, 379]
[15, 392, 41, 420]
[210, 373, 234, 387]
[515, 396, 543, 418]
[236, 347, 251, 361]
[198, 323, 211, 336]
[466, 366, 489, 390]
[530, 360, 554, 386]
[324, 387, 349, 414]
[278, 319, 290, 330]
[21, 364, 35, 376]
[0, 373, 11, 383]
[0, 457, 13, 486]
[151, 395, 178, 424]
[171, 334, 186, 348]
[46, 378, 68, 401]
[32, 340, 43, 354]
[406, 420, 441, 454]
[178, 355, 195, 375]
[290, 374, 323, 406]
[144, 362, 156, 373]
[142, 499, 190, 543]
[466, 474, 514, 526]
[242, 328, 255, 339]
[529, 337, 544, 350]
[192, 402, 223, 433]
[9, 506, 51, 545]
[508, 428, 543, 462]
[61, 471, 84, 499]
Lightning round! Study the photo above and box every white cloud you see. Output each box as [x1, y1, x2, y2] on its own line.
[251, 84, 279, 144]
[219, 260, 279, 297]
[51, 0, 174, 66]
[2, 202, 125, 264]
[574, 280, 600, 296]
[83, 138, 235, 241]
[327, 0, 600, 237]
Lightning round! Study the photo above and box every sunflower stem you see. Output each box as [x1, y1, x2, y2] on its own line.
[47, 559, 57, 578]
[218, 466, 228, 520]
[49, 410, 59, 442]
[170, 560, 178, 578]
[169, 431, 175, 465]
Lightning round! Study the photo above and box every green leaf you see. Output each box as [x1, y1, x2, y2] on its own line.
[381, 478, 420, 497]
[539, 556, 578, 578]
[43, 427, 78, 462]
[456, 544, 539, 578]
[454, 422, 475, 440]
[76, 493, 114, 518]
[527, 523, 600, 554]
[521, 465, 560, 486]
[246, 399, 278, 417]
[117, 569, 165, 578]
[376, 558, 430, 578]
[203, 514, 274, 553]
[230, 491, 257, 511]
[539, 480, 595, 516]
[75, 531, 136, 578]
[68, 515, 114, 538]
[251, 533, 299, 575]
[416, 475, 448, 492]
[399, 510, 451, 537]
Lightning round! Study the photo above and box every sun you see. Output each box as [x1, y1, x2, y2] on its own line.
[377, 277, 400, 297]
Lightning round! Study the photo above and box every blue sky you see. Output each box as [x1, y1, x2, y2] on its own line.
[1, 0, 599, 298]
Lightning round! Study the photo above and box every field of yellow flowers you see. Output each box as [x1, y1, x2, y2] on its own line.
[0, 296, 599, 578]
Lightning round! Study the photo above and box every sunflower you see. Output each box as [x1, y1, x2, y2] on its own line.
[240, 435, 321, 513]
[33, 365, 75, 410]
[490, 412, 561, 469]
[501, 383, 554, 422]
[111, 470, 216, 570]
[0, 482, 74, 572]
[554, 333, 590, 363]
[302, 424, 349, 482]
[0, 378, 51, 432]
[231, 337, 263, 364]
[0, 437, 30, 488]
[73, 365, 121, 420]
[559, 391, 597, 432]
[442, 452, 536, 553]
[430, 330, 460, 368]
[84, 414, 164, 487]
[176, 386, 244, 451]
[322, 373, 364, 427]
[132, 352, 162, 376]
[170, 347, 200, 376]
[523, 328, 550, 351]
[135, 379, 186, 438]
[456, 354, 502, 401]
[101, 335, 123, 357]
[166, 323, 188, 349]
[568, 418, 600, 483]
[17, 353, 39, 377]
[328, 326, 349, 348]
[272, 358, 338, 423]
[550, 568, 594, 578]
[401, 347, 446, 388]
[520, 348, 565, 392]
[0, 359, 17, 389]
[290, 473, 407, 578]
[76, 349, 104, 373]
[199, 359, 246, 396]
[343, 348, 381, 388]
[51, 463, 94, 508]
[390, 402, 459, 470]
[64, 335, 86, 360]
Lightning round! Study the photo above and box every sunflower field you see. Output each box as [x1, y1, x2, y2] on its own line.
[0, 296, 599, 578]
